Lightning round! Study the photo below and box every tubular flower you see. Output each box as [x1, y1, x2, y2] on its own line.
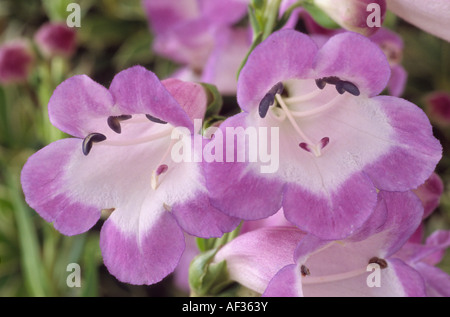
[142, 0, 250, 95]
[264, 191, 427, 296]
[204, 30, 442, 240]
[369, 27, 407, 97]
[387, 0, 450, 42]
[20, 66, 239, 285]
[215, 191, 439, 296]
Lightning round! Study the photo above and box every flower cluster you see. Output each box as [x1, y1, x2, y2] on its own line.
[19, 0, 450, 296]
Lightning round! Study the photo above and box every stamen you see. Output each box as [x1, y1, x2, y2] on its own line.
[290, 94, 343, 118]
[107, 115, 132, 134]
[316, 76, 360, 96]
[152, 164, 169, 189]
[302, 267, 368, 285]
[156, 164, 168, 176]
[163, 203, 172, 212]
[82, 133, 106, 155]
[301, 265, 311, 277]
[319, 137, 330, 149]
[299, 142, 311, 153]
[336, 81, 360, 96]
[315, 78, 326, 90]
[146, 114, 168, 124]
[275, 94, 316, 148]
[150, 139, 177, 190]
[368, 257, 388, 269]
[258, 82, 284, 118]
[97, 128, 172, 147]
[283, 88, 322, 104]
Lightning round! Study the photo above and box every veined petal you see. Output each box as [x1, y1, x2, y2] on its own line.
[237, 30, 318, 113]
[314, 32, 391, 97]
[162, 78, 207, 122]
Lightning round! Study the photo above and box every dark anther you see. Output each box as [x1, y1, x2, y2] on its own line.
[107, 115, 132, 134]
[146, 114, 167, 124]
[315, 76, 360, 96]
[258, 82, 284, 118]
[320, 137, 330, 149]
[300, 265, 310, 277]
[315, 78, 326, 90]
[322, 76, 340, 85]
[368, 257, 388, 269]
[299, 142, 311, 153]
[82, 133, 107, 156]
[335, 81, 360, 96]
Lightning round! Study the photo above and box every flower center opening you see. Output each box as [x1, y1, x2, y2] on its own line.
[81, 114, 178, 190]
[259, 77, 360, 158]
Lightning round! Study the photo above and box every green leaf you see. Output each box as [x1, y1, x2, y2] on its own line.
[200, 82, 223, 119]
[188, 248, 233, 296]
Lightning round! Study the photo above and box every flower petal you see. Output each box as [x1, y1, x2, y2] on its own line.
[283, 171, 377, 239]
[48, 75, 114, 138]
[263, 264, 303, 297]
[412, 262, 450, 297]
[201, 27, 251, 95]
[203, 113, 285, 220]
[364, 96, 442, 191]
[100, 208, 185, 285]
[314, 32, 391, 97]
[387, 0, 450, 42]
[237, 29, 318, 113]
[20, 139, 102, 235]
[213, 226, 304, 294]
[109, 65, 193, 130]
[162, 78, 207, 122]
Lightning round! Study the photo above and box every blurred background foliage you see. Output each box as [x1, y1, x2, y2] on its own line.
[0, 0, 449, 297]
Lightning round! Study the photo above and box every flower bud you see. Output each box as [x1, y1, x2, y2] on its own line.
[313, 0, 386, 36]
[425, 91, 450, 127]
[0, 40, 34, 84]
[34, 22, 77, 58]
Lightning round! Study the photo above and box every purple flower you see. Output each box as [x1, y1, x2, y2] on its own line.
[369, 27, 407, 97]
[395, 230, 450, 297]
[0, 40, 34, 84]
[387, 0, 450, 42]
[20, 66, 239, 285]
[204, 30, 442, 240]
[264, 191, 428, 296]
[34, 22, 77, 58]
[143, 0, 251, 94]
[215, 191, 448, 296]
[313, 0, 387, 36]
[425, 92, 450, 127]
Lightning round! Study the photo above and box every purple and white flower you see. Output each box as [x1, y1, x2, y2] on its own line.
[204, 30, 442, 239]
[21, 66, 239, 285]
